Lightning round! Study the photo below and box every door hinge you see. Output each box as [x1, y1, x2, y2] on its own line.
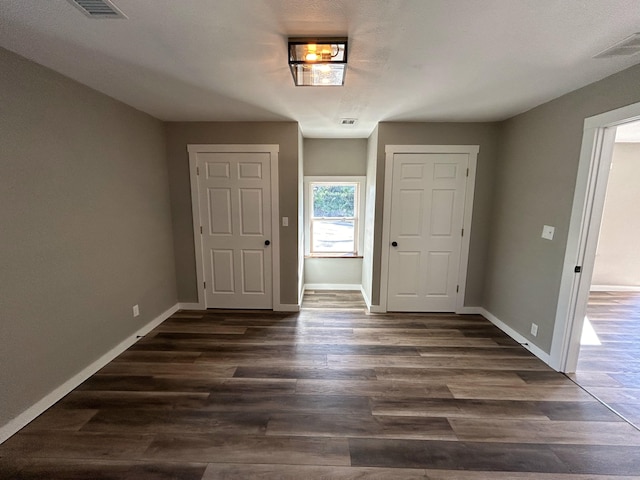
[574, 266, 582, 273]
[456, 285, 459, 293]
[200, 226, 203, 234]
[196, 166, 200, 175]
[203, 281, 206, 289]
[466, 168, 469, 177]
[461, 228, 464, 237]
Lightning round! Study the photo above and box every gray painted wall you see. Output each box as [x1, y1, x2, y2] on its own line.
[164, 122, 300, 305]
[0, 48, 177, 427]
[592, 143, 640, 287]
[371, 123, 501, 307]
[303, 138, 367, 286]
[484, 63, 640, 353]
[304, 258, 363, 285]
[304, 138, 367, 176]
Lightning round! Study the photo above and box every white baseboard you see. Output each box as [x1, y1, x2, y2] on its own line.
[274, 303, 300, 312]
[361, 285, 371, 310]
[299, 284, 306, 305]
[479, 308, 552, 367]
[368, 304, 386, 313]
[303, 283, 362, 291]
[177, 302, 205, 310]
[360, 286, 385, 314]
[590, 285, 640, 292]
[0, 303, 179, 444]
[456, 306, 483, 315]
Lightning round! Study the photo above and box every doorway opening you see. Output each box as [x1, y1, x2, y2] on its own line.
[551, 103, 640, 429]
[569, 121, 640, 428]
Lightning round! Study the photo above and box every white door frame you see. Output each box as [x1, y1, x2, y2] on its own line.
[550, 101, 640, 372]
[187, 144, 281, 310]
[379, 145, 479, 313]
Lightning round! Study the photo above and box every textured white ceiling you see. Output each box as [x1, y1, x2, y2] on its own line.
[1, 0, 640, 137]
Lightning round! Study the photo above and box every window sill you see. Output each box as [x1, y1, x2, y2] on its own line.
[305, 254, 363, 259]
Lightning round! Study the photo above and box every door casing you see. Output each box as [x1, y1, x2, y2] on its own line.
[188, 144, 281, 310]
[550, 101, 640, 372]
[379, 145, 479, 314]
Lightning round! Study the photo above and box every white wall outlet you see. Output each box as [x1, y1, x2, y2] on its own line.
[282, 217, 289, 227]
[530, 323, 538, 337]
[132, 304, 140, 317]
[541, 225, 555, 240]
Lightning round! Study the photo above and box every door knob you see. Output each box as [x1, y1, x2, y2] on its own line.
[265, 240, 271, 246]
[392, 241, 398, 247]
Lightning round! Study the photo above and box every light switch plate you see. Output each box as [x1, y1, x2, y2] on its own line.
[542, 225, 555, 240]
[282, 217, 289, 227]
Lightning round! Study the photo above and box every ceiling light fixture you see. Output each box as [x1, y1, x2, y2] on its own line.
[288, 37, 348, 86]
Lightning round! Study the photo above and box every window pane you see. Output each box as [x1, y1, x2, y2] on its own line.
[312, 184, 355, 218]
[312, 219, 355, 253]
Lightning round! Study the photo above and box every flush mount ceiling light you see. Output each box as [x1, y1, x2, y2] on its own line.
[288, 37, 348, 86]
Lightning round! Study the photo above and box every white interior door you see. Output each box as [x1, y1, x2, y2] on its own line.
[387, 153, 467, 311]
[197, 151, 272, 309]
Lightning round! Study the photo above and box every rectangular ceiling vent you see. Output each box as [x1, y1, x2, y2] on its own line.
[340, 118, 358, 126]
[67, 0, 127, 19]
[594, 33, 640, 58]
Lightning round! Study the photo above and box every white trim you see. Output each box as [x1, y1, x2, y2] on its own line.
[275, 304, 300, 312]
[361, 284, 371, 309]
[299, 281, 306, 305]
[378, 147, 395, 313]
[303, 283, 362, 291]
[303, 176, 366, 256]
[188, 149, 206, 310]
[590, 285, 640, 292]
[0, 303, 179, 444]
[361, 286, 385, 313]
[456, 147, 479, 314]
[480, 308, 552, 367]
[187, 144, 281, 311]
[457, 306, 483, 315]
[177, 302, 204, 310]
[379, 144, 479, 313]
[368, 304, 386, 313]
[550, 101, 640, 373]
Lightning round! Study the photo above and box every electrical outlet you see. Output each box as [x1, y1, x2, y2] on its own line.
[530, 323, 538, 337]
[133, 304, 140, 317]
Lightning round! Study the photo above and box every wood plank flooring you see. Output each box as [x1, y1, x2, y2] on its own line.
[2, 292, 640, 479]
[571, 291, 640, 429]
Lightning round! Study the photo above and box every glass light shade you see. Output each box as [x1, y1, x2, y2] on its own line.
[288, 37, 347, 86]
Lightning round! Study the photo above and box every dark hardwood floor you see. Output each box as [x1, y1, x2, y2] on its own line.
[2, 292, 640, 479]
[302, 289, 367, 311]
[571, 291, 640, 429]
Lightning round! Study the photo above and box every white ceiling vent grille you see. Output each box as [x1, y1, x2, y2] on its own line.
[594, 33, 640, 58]
[340, 118, 358, 126]
[67, 0, 127, 19]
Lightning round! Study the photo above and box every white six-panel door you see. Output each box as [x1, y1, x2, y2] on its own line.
[387, 152, 468, 312]
[196, 151, 273, 309]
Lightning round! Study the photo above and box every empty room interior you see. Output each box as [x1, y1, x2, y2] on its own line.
[3, 0, 640, 478]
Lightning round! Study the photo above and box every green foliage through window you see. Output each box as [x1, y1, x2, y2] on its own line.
[312, 184, 355, 217]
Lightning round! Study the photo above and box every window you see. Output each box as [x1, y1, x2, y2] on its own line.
[304, 176, 365, 256]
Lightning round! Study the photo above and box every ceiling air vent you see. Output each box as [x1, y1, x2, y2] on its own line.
[340, 118, 358, 126]
[67, 0, 127, 19]
[594, 33, 640, 58]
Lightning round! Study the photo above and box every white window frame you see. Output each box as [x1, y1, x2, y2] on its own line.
[304, 176, 366, 257]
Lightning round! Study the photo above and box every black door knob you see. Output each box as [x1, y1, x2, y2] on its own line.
[265, 240, 271, 246]
[392, 241, 398, 247]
